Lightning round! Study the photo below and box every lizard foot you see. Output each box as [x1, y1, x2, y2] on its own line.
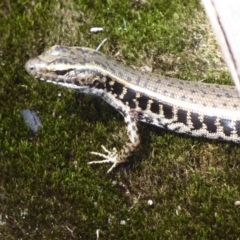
[88, 145, 121, 173]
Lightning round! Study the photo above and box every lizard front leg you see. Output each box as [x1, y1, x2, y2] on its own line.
[87, 112, 140, 173]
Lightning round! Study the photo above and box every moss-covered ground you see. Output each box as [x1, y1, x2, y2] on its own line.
[1, 0, 240, 239]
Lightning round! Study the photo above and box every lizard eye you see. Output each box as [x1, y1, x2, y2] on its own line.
[55, 70, 69, 76]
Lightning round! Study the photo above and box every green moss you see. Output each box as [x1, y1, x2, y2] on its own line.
[1, 0, 240, 239]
